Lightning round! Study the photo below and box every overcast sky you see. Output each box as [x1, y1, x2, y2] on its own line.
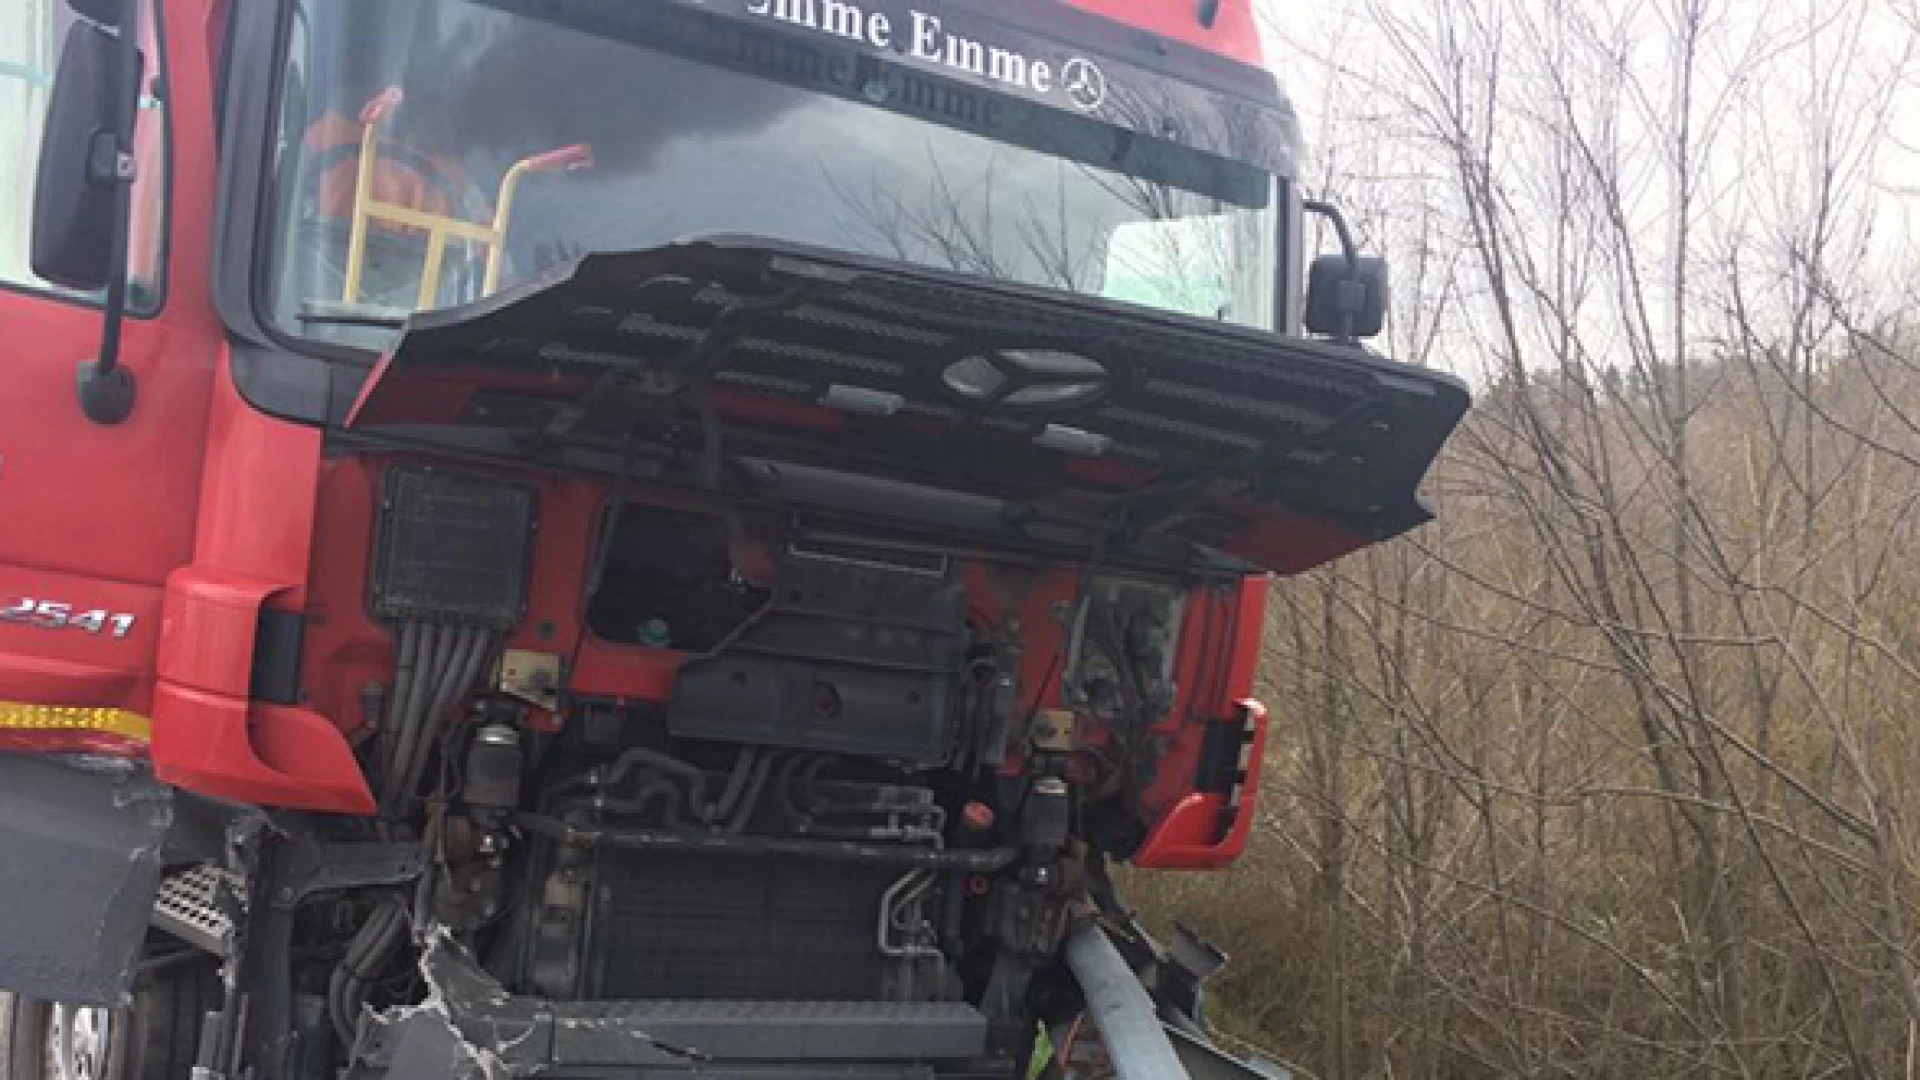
[1253, 0, 1920, 382]
[1267, 0, 1919, 236]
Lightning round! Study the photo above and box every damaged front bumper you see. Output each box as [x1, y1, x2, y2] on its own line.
[356, 934, 1297, 1080]
[0, 755, 175, 1005]
[350, 933, 1001, 1079]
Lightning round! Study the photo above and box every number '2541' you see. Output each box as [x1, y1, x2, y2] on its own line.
[1, 598, 135, 638]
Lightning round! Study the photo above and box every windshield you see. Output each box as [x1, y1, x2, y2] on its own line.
[259, 0, 1281, 352]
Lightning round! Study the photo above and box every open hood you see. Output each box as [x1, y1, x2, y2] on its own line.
[346, 239, 1469, 575]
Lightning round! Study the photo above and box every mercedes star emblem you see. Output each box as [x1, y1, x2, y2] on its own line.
[1061, 57, 1108, 111]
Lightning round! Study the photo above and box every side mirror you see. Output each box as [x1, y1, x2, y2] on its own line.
[30, 19, 140, 292]
[1303, 253, 1388, 341]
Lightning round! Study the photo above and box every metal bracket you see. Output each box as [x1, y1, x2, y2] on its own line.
[498, 649, 562, 711]
[1030, 708, 1078, 753]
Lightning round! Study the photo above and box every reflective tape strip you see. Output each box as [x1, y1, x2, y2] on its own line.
[0, 702, 151, 743]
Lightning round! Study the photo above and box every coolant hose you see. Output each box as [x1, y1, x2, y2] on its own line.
[1065, 923, 1192, 1080]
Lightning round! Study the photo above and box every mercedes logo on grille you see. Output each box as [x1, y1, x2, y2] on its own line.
[1061, 57, 1108, 111]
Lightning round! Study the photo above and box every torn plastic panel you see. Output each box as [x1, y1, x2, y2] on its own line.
[0, 755, 173, 1005]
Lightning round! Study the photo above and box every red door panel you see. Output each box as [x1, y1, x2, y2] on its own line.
[0, 0, 220, 721]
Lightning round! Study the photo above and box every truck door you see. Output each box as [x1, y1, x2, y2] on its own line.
[0, 0, 221, 731]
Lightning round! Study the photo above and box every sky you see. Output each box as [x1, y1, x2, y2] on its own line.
[1252, 0, 1920, 383]
[1263, 0, 1920, 245]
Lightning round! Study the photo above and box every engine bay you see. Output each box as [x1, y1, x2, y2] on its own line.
[282, 457, 1267, 1073]
[279, 235, 1461, 1070]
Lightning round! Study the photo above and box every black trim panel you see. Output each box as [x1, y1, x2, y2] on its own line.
[249, 607, 306, 705]
[0, 757, 171, 1005]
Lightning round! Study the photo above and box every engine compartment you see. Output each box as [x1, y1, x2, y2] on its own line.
[283, 454, 1268, 1072]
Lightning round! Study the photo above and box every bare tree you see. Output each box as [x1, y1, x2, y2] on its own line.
[1132, 0, 1920, 1075]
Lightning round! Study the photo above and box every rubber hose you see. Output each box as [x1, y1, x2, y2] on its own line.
[798, 754, 832, 815]
[408, 624, 453, 736]
[603, 747, 699, 786]
[773, 754, 809, 825]
[380, 623, 421, 775]
[329, 900, 408, 1047]
[1065, 923, 1191, 1080]
[726, 751, 778, 834]
[448, 630, 496, 719]
[599, 748, 709, 815]
[710, 747, 759, 824]
[381, 622, 438, 806]
[628, 778, 684, 827]
[419, 627, 480, 742]
[453, 628, 497, 705]
[445, 631, 497, 738]
[401, 629, 492, 809]
[384, 623, 449, 807]
[551, 777, 683, 827]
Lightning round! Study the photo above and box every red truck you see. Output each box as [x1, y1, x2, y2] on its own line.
[0, 1, 1466, 1077]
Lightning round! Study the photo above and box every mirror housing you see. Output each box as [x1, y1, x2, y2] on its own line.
[30, 19, 139, 292]
[1304, 253, 1388, 341]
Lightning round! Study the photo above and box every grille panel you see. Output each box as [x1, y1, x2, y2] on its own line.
[590, 853, 898, 1001]
[370, 467, 534, 627]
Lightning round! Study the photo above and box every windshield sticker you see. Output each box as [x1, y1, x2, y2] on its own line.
[743, 0, 1108, 111]
[454, 0, 1296, 178]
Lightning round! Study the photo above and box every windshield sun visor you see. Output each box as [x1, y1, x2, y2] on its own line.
[346, 239, 1469, 576]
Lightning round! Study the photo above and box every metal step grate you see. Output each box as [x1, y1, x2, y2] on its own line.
[151, 865, 238, 955]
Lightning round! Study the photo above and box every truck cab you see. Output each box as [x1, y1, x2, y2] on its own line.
[0, 2, 1467, 1077]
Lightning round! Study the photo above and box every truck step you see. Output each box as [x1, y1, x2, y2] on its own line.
[151, 865, 238, 956]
